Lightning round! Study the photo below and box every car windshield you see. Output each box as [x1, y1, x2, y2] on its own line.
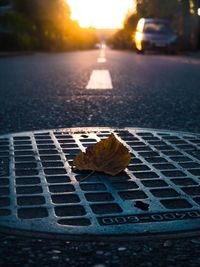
[144, 22, 172, 34]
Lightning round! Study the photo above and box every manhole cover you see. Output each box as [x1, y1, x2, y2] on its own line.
[1, 127, 200, 241]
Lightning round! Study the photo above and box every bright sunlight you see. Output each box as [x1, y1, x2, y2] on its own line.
[67, 0, 135, 29]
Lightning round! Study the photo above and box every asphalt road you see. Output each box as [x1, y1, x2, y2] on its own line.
[0, 48, 200, 135]
[1, 49, 200, 267]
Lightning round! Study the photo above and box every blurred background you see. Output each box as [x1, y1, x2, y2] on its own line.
[0, 0, 199, 52]
[0, 0, 99, 51]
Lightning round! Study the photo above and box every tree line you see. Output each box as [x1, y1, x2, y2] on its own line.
[109, 0, 200, 51]
[0, 0, 98, 51]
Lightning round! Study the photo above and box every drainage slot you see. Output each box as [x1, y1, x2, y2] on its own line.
[16, 186, 43, 195]
[58, 218, 91, 226]
[0, 178, 9, 186]
[16, 177, 41, 185]
[55, 205, 86, 217]
[134, 201, 149, 211]
[17, 196, 45, 206]
[133, 172, 159, 179]
[160, 199, 192, 209]
[49, 184, 75, 193]
[119, 190, 148, 200]
[182, 186, 200, 196]
[18, 207, 48, 219]
[90, 203, 122, 215]
[112, 181, 138, 190]
[0, 197, 10, 207]
[46, 176, 71, 183]
[15, 169, 38, 176]
[80, 183, 107, 191]
[15, 156, 35, 162]
[51, 194, 80, 204]
[42, 161, 64, 168]
[85, 193, 114, 202]
[44, 168, 67, 175]
[150, 188, 179, 198]
[0, 187, 10, 196]
[141, 180, 168, 188]
[171, 178, 197, 186]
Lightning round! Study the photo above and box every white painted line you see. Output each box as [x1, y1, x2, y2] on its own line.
[86, 70, 113, 90]
[100, 51, 105, 58]
[97, 46, 106, 63]
[97, 57, 106, 63]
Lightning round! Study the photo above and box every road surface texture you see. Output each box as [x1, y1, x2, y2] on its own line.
[0, 49, 200, 134]
[1, 49, 200, 267]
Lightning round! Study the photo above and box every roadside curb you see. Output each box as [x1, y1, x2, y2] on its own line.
[178, 50, 200, 59]
[186, 52, 200, 59]
[0, 51, 34, 58]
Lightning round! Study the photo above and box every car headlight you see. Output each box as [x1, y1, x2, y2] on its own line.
[135, 32, 143, 43]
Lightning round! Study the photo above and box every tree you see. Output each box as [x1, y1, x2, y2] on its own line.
[136, 0, 180, 19]
[12, 0, 71, 30]
[0, 0, 11, 6]
[108, 13, 139, 49]
[10, 0, 70, 50]
[1, 0, 98, 51]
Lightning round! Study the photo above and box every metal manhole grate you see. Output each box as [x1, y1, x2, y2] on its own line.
[1, 127, 200, 240]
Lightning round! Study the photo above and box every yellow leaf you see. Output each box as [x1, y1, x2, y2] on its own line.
[73, 133, 131, 176]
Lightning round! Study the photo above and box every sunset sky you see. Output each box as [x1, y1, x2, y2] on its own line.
[67, 0, 135, 29]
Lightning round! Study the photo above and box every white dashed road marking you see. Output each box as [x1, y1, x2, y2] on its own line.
[97, 47, 106, 63]
[97, 58, 107, 63]
[100, 51, 105, 58]
[86, 70, 113, 90]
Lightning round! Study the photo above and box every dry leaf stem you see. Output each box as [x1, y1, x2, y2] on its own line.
[79, 171, 95, 182]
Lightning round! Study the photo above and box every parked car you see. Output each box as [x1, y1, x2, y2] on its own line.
[134, 18, 177, 54]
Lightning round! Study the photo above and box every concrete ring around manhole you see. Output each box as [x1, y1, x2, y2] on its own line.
[1, 127, 200, 241]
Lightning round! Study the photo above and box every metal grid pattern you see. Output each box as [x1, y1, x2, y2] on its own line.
[1, 127, 200, 240]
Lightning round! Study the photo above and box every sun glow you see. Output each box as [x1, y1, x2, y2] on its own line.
[67, 0, 135, 29]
